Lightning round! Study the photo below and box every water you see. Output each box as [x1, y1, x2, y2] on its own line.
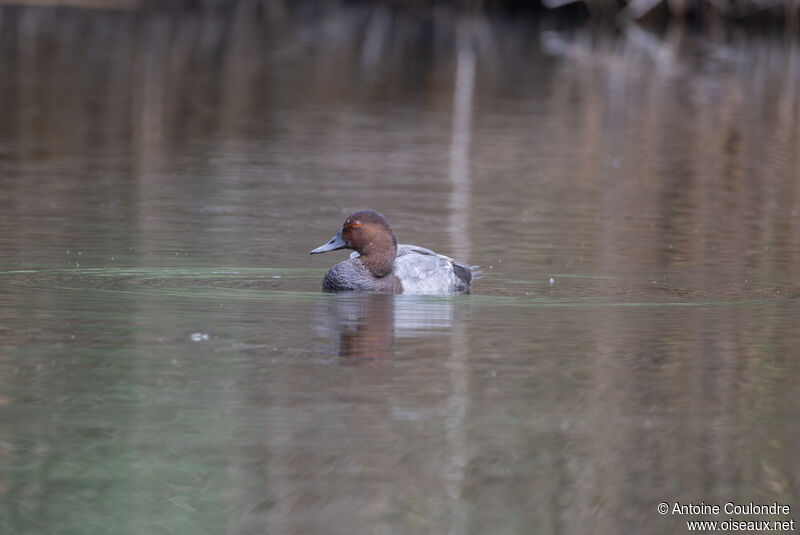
[1, 3, 799, 534]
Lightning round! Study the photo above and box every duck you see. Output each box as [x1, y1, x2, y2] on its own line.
[310, 210, 476, 295]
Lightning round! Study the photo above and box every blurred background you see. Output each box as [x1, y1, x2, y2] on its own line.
[0, 1, 799, 534]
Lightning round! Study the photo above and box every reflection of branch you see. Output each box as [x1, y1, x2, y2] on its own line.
[620, 20, 674, 60]
[555, 0, 800, 20]
[542, 0, 584, 8]
[448, 21, 475, 260]
[619, 0, 665, 21]
[360, 7, 391, 71]
[444, 17, 474, 535]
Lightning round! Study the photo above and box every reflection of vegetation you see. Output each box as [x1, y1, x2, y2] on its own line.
[2, 0, 799, 23]
[1, 0, 797, 24]
[0, 0, 141, 9]
[1, 3, 799, 535]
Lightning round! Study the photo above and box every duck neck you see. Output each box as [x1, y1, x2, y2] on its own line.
[359, 237, 397, 278]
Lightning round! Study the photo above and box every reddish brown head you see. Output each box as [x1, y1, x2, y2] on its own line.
[310, 210, 398, 278]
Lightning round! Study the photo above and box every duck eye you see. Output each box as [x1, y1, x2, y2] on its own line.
[353, 221, 360, 228]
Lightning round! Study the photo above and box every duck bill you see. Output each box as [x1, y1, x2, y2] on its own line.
[310, 230, 348, 254]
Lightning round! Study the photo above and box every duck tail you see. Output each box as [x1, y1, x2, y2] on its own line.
[470, 265, 484, 280]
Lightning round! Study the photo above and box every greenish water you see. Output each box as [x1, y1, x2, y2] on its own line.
[1, 3, 799, 534]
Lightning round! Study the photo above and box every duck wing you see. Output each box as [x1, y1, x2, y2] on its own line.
[394, 244, 473, 294]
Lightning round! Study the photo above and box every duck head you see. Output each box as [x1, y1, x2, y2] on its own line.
[310, 210, 398, 278]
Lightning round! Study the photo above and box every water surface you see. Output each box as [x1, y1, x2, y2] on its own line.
[1, 4, 799, 534]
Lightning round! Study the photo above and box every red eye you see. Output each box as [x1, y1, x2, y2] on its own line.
[353, 221, 360, 228]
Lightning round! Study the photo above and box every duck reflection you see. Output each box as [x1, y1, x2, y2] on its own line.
[314, 293, 455, 359]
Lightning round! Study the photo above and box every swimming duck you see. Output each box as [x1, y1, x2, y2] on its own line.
[310, 210, 476, 295]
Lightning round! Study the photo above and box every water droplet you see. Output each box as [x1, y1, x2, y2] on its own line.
[190, 333, 209, 342]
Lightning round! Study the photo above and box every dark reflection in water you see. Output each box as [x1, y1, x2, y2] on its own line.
[315, 294, 459, 360]
[319, 294, 398, 360]
[0, 2, 799, 535]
